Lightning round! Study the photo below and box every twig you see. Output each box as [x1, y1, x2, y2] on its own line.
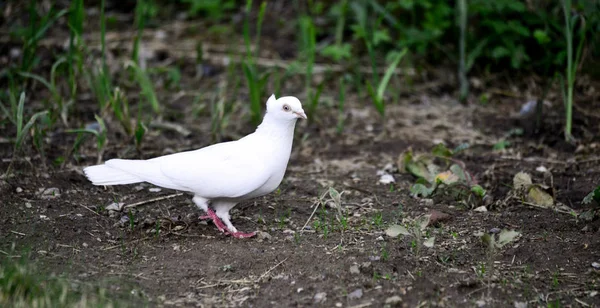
[257, 257, 288, 282]
[149, 121, 192, 137]
[0, 249, 8, 255]
[575, 298, 590, 307]
[102, 236, 151, 250]
[10, 230, 26, 236]
[520, 201, 573, 215]
[301, 199, 321, 232]
[499, 156, 568, 165]
[123, 193, 184, 209]
[576, 157, 600, 164]
[79, 203, 101, 216]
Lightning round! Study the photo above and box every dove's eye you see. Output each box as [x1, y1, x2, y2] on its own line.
[282, 105, 291, 112]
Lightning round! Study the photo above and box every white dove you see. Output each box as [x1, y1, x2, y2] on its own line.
[83, 94, 306, 238]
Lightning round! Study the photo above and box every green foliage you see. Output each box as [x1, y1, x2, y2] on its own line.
[1, 92, 48, 174]
[400, 144, 485, 207]
[11, 3, 68, 74]
[582, 186, 600, 205]
[385, 215, 435, 256]
[66, 115, 107, 162]
[242, 0, 269, 125]
[366, 48, 407, 116]
[179, 0, 235, 19]
[0, 247, 141, 307]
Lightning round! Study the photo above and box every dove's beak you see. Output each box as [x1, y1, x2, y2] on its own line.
[294, 111, 308, 120]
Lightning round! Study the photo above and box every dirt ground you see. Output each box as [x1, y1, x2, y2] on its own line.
[2, 5, 600, 308]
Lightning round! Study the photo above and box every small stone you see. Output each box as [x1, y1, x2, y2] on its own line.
[375, 235, 384, 241]
[257, 231, 272, 241]
[314, 292, 327, 303]
[385, 295, 402, 305]
[335, 303, 342, 308]
[474, 206, 488, 212]
[25, 202, 32, 208]
[39, 215, 49, 220]
[173, 225, 184, 231]
[82, 242, 88, 248]
[40, 187, 60, 199]
[420, 198, 434, 206]
[105, 202, 124, 212]
[16, 187, 23, 193]
[383, 163, 397, 173]
[149, 187, 161, 192]
[369, 256, 381, 261]
[428, 210, 450, 225]
[297, 287, 304, 293]
[514, 301, 527, 308]
[349, 265, 360, 275]
[476, 299, 486, 307]
[592, 262, 600, 269]
[119, 215, 130, 226]
[282, 229, 295, 234]
[490, 228, 501, 234]
[348, 288, 363, 300]
[379, 173, 395, 185]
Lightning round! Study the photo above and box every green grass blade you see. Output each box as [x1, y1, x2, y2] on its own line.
[255, 2, 267, 58]
[376, 48, 407, 101]
[16, 111, 48, 148]
[126, 61, 160, 113]
[18, 72, 59, 98]
[16, 92, 25, 136]
[242, 62, 261, 124]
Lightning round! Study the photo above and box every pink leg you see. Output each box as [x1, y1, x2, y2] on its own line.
[230, 231, 257, 238]
[200, 208, 229, 234]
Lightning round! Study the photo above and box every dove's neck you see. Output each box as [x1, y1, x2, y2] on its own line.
[254, 115, 297, 142]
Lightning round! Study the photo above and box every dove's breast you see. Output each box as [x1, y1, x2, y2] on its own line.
[235, 135, 292, 199]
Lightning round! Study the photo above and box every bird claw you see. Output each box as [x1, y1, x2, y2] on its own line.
[200, 209, 256, 238]
[230, 231, 257, 238]
[201, 209, 228, 233]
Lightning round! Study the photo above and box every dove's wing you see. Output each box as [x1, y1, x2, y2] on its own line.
[156, 139, 272, 199]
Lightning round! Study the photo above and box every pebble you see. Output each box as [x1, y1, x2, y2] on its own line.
[474, 206, 488, 212]
[385, 295, 402, 305]
[489, 228, 501, 234]
[257, 231, 272, 241]
[40, 187, 60, 199]
[348, 288, 363, 300]
[314, 292, 327, 303]
[25, 202, 32, 208]
[378, 173, 395, 185]
[514, 302, 527, 308]
[105, 202, 124, 211]
[349, 265, 360, 275]
[592, 262, 600, 269]
[16, 187, 23, 193]
[149, 187, 162, 192]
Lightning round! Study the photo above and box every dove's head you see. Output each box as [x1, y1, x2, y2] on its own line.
[265, 94, 307, 121]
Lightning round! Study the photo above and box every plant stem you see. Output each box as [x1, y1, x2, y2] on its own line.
[458, 0, 468, 103]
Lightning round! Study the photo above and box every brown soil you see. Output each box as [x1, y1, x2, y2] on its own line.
[2, 4, 600, 308]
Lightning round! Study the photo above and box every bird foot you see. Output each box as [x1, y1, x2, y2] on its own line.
[200, 209, 228, 233]
[199, 210, 256, 238]
[230, 231, 257, 238]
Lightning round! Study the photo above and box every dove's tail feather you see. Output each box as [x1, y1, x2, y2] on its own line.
[88, 159, 186, 191]
[83, 164, 143, 186]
